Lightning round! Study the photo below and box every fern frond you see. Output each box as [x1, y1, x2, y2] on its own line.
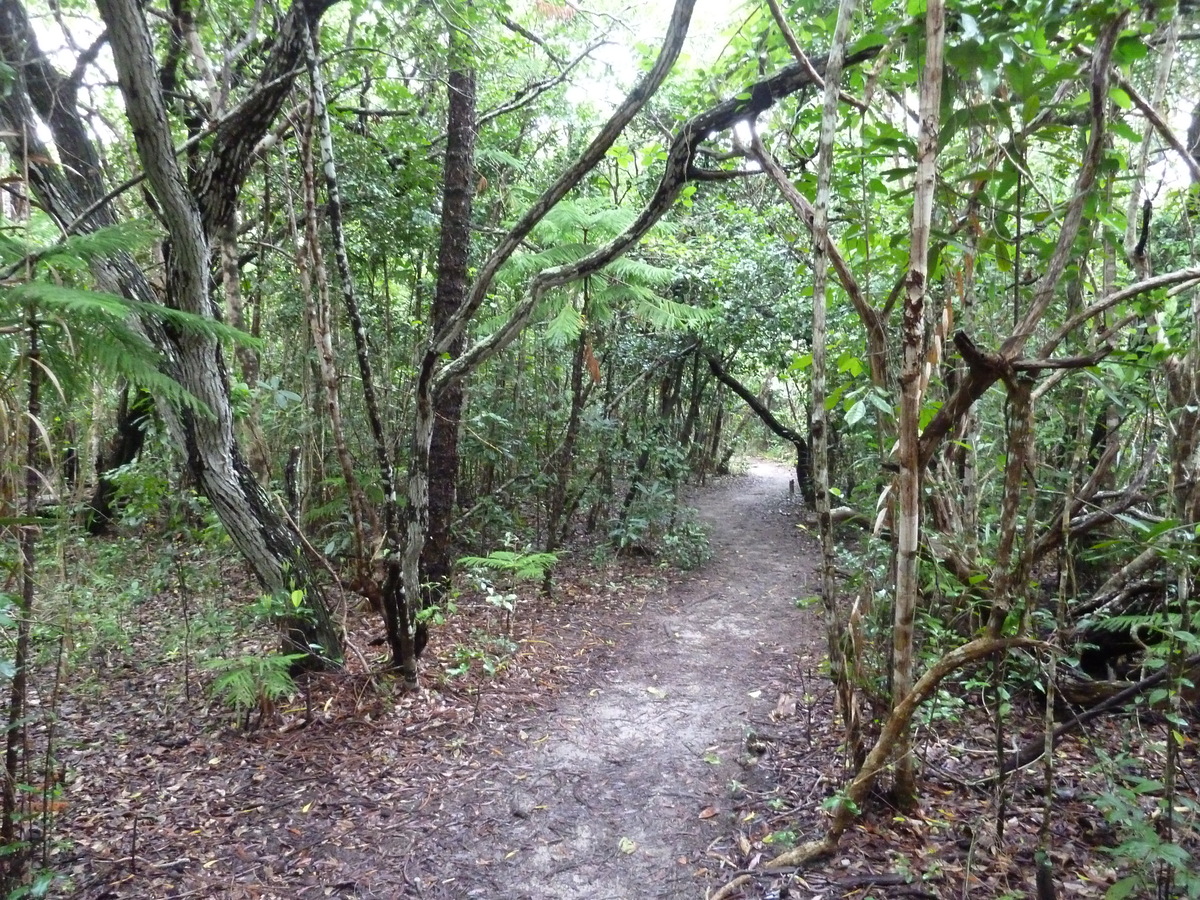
[544, 300, 584, 346]
[41, 222, 155, 268]
[632, 295, 714, 331]
[9, 283, 260, 348]
[477, 146, 526, 172]
[594, 281, 659, 305]
[600, 256, 675, 286]
[459, 549, 559, 581]
[7, 285, 216, 417]
[581, 205, 638, 235]
[505, 243, 590, 278]
[539, 201, 593, 233]
[1084, 611, 1185, 635]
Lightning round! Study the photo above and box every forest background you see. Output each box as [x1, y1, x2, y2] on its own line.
[0, 0, 1199, 896]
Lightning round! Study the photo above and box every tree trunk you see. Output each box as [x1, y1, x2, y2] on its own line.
[545, 303, 591, 578]
[301, 17, 403, 665]
[422, 42, 477, 622]
[2, 311, 38, 886]
[892, 0, 944, 808]
[295, 107, 369, 563]
[796, 0, 861, 764]
[93, 0, 343, 665]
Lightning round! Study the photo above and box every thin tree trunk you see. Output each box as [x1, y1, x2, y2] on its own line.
[795, 0, 861, 764]
[1124, 15, 1177, 269]
[545, 299, 591, 578]
[892, 0, 944, 807]
[2, 310, 38, 886]
[986, 377, 1035, 637]
[296, 106, 369, 562]
[302, 18, 404, 665]
[422, 31, 477, 630]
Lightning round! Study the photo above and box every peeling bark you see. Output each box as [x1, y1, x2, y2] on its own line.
[0, 0, 344, 665]
[892, 0, 944, 808]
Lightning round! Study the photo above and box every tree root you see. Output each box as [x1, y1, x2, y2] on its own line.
[709, 637, 1042, 900]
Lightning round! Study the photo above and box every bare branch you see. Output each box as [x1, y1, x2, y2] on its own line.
[1036, 266, 1200, 358]
[474, 39, 604, 131]
[765, 0, 866, 112]
[500, 15, 564, 65]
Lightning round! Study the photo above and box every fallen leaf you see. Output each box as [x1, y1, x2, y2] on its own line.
[618, 837, 637, 854]
[698, 806, 718, 819]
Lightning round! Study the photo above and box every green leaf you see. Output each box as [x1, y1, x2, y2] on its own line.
[1106, 876, 1140, 899]
[544, 300, 584, 346]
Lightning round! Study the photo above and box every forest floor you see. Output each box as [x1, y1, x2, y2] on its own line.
[39, 459, 1199, 898]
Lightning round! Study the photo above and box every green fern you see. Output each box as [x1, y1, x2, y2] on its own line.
[599, 255, 674, 286]
[0, 219, 261, 418]
[632, 294, 714, 331]
[544, 299, 585, 346]
[203, 653, 304, 726]
[477, 146, 526, 173]
[458, 549, 560, 582]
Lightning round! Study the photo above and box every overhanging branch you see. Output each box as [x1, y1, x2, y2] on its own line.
[435, 39, 882, 392]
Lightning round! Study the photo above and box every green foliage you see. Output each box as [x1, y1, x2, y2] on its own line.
[1093, 751, 1200, 899]
[442, 633, 517, 680]
[0, 221, 257, 419]
[657, 514, 712, 571]
[458, 549, 560, 583]
[0, 594, 16, 681]
[103, 459, 172, 529]
[610, 484, 711, 570]
[203, 653, 304, 728]
[4, 869, 54, 899]
[459, 545, 556, 635]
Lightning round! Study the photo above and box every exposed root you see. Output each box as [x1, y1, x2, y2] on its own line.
[709, 838, 837, 900]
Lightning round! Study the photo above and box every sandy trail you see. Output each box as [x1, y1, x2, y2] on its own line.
[422, 460, 821, 899]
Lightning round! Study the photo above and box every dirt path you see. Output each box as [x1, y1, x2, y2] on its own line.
[420, 459, 824, 898]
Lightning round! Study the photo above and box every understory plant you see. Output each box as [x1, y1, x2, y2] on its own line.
[203, 653, 305, 730]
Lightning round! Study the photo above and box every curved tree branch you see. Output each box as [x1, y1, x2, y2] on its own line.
[436, 41, 882, 390]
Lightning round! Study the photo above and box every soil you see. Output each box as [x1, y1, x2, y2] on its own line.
[412, 458, 825, 899]
[48, 459, 830, 899]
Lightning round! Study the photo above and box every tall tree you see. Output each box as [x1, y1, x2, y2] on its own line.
[422, 7, 478, 636]
[0, 0, 343, 665]
[891, 0, 945, 807]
